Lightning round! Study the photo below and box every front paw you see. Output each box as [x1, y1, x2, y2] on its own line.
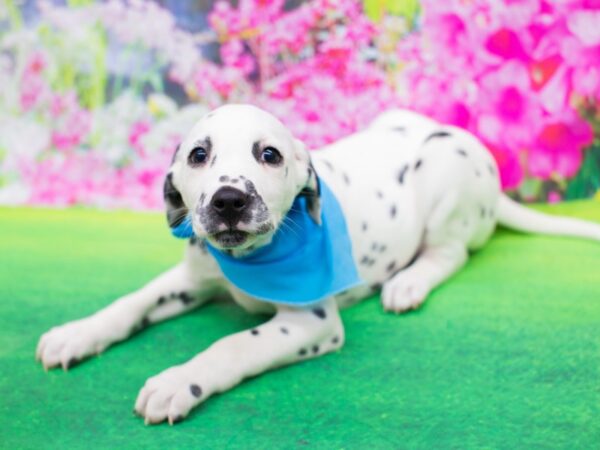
[134, 364, 208, 425]
[381, 273, 430, 313]
[36, 317, 115, 370]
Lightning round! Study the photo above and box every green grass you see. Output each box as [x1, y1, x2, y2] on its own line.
[1, 203, 599, 449]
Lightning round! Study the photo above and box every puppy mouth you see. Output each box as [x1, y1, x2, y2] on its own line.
[211, 230, 250, 248]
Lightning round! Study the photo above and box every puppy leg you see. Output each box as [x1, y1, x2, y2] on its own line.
[381, 240, 467, 313]
[36, 263, 216, 370]
[135, 298, 343, 424]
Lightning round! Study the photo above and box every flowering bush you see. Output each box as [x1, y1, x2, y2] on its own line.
[0, 0, 598, 210]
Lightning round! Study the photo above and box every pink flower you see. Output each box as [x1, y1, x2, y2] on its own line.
[528, 115, 593, 179]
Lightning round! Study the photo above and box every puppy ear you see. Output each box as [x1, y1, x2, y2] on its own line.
[293, 138, 322, 225]
[163, 172, 194, 238]
[300, 160, 322, 225]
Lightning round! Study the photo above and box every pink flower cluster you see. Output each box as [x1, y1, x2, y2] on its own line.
[191, 0, 399, 148]
[398, 0, 599, 191]
[4, 0, 599, 210]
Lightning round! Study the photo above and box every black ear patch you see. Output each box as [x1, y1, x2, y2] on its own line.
[299, 161, 322, 225]
[163, 172, 188, 228]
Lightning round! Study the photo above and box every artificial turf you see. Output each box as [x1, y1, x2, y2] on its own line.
[0, 202, 599, 449]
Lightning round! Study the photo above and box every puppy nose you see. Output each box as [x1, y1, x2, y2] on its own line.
[210, 187, 249, 224]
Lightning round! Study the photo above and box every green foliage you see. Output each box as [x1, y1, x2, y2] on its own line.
[364, 0, 420, 23]
[565, 142, 600, 200]
[37, 22, 108, 110]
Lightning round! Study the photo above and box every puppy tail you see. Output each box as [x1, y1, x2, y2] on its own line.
[497, 194, 600, 242]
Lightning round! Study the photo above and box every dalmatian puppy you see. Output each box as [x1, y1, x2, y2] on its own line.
[36, 104, 600, 425]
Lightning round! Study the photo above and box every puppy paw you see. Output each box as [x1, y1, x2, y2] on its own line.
[36, 317, 117, 370]
[381, 274, 430, 313]
[134, 364, 208, 425]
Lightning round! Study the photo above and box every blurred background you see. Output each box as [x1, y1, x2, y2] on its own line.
[1, 0, 599, 211]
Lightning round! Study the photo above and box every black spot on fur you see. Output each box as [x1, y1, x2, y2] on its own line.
[298, 348, 307, 356]
[456, 148, 468, 157]
[210, 155, 217, 167]
[179, 292, 194, 305]
[391, 126, 406, 133]
[312, 308, 326, 319]
[398, 164, 409, 184]
[480, 206, 485, 218]
[331, 336, 340, 344]
[312, 345, 319, 354]
[157, 296, 166, 305]
[376, 190, 384, 199]
[370, 283, 382, 291]
[190, 384, 202, 398]
[231, 178, 238, 183]
[342, 172, 351, 185]
[362, 222, 368, 232]
[390, 204, 397, 218]
[322, 160, 334, 171]
[360, 255, 370, 265]
[414, 159, 422, 171]
[424, 130, 451, 144]
[219, 175, 229, 182]
[280, 327, 289, 335]
[488, 163, 496, 175]
[386, 261, 397, 273]
[379, 244, 387, 253]
[141, 317, 150, 328]
[172, 415, 184, 424]
[251, 328, 260, 336]
[475, 170, 481, 177]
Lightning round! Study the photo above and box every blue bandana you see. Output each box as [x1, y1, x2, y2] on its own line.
[171, 179, 363, 305]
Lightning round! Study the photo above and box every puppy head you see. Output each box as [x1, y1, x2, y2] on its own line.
[164, 104, 319, 251]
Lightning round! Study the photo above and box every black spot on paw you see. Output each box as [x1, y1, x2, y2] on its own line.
[251, 328, 260, 336]
[141, 317, 150, 328]
[312, 308, 326, 319]
[312, 345, 319, 354]
[179, 292, 194, 305]
[370, 283, 382, 291]
[157, 296, 166, 305]
[280, 327, 289, 335]
[360, 255, 370, 265]
[331, 336, 340, 344]
[190, 384, 202, 398]
[298, 348, 307, 356]
[172, 415, 184, 424]
[456, 148, 467, 157]
[414, 159, 422, 171]
[231, 178, 238, 183]
[219, 175, 229, 182]
[398, 164, 409, 184]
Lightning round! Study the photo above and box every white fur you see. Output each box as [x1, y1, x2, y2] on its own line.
[37, 105, 600, 425]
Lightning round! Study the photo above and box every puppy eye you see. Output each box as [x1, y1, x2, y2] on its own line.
[188, 146, 208, 165]
[260, 147, 282, 165]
